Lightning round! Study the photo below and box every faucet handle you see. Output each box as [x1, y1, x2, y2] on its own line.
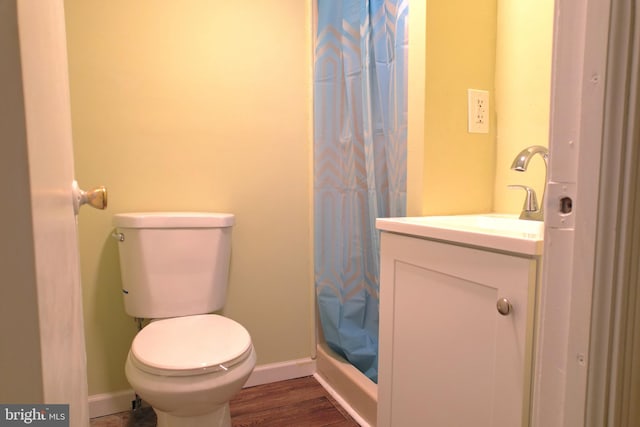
[508, 185, 539, 213]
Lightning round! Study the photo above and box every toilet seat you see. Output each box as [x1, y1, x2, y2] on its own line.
[130, 314, 252, 377]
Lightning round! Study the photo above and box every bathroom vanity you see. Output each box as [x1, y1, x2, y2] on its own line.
[376, 215, 544, 427]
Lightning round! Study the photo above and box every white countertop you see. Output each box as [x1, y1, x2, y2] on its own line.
[376, 214, 544, 256]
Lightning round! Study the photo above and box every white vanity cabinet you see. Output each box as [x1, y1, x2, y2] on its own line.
[376, 216, 543, 427]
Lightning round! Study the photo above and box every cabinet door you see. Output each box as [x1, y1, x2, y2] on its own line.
[377, 232, 537, 427]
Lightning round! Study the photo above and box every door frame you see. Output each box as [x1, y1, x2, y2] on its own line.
[535, 0, 640, 425]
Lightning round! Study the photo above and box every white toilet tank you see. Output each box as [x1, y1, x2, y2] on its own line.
[113, 212, 234, 319]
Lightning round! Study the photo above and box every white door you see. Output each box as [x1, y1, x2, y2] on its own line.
[0, 1, 90, 425]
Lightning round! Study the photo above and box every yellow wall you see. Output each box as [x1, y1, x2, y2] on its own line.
[65, 0, 313, 395]
[414, 0, 553, 216]
[406, 0, 426, 216]
[421, 0, 497, 215]
[493, 0, 554, 213]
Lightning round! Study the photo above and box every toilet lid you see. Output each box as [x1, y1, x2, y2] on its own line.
[130, 314, 252, 376]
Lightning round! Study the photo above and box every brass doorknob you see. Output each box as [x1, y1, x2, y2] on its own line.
[82, 186, 107, 209]
[72, 181, 107, 214]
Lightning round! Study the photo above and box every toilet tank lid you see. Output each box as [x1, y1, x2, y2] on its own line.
[113, 212, 234, 228]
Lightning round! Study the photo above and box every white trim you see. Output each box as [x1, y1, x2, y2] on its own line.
[315, 343, 377, 426]
[313, 373, 370, 427]
[532, 0, 610, 424]
[88, 389, 136, 419]
[243, 357, 316, 388]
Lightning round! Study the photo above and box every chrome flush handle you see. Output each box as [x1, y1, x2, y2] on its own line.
[111, 231, 125, 242]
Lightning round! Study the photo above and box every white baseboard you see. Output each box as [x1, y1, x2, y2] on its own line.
[88, 357, 317, 419]
[88, 389, 136, 419]
[243, 357, 316, 387]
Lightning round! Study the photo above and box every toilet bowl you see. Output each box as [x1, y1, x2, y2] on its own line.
[125, 315, 256, 427]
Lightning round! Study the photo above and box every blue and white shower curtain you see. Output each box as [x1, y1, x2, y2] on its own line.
[314, 0, 408, 382]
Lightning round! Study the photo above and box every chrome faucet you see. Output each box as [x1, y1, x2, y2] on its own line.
[509, 145, 549, 221]
[511, 145, 549, 171]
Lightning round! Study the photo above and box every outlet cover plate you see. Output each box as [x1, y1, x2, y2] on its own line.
[468, 89, 489, 133]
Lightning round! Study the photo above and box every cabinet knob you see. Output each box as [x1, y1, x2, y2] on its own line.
[496, 298, 512, 316]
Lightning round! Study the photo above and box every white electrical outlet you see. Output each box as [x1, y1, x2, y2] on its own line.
[467, 89, 489, 133]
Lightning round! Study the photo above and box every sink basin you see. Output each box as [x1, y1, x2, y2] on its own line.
[376, 214, 544, 255]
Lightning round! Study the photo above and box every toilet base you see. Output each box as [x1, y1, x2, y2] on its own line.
[155, 403, 230, 427]
[125, 332, 256, 427]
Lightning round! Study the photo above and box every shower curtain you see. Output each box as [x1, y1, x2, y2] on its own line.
[314, 0, 408, 383]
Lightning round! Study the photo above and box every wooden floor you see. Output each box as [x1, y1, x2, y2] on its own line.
[90, 376, 360, 426]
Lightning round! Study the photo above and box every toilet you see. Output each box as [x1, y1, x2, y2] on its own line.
[113, 212, 256, 427]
